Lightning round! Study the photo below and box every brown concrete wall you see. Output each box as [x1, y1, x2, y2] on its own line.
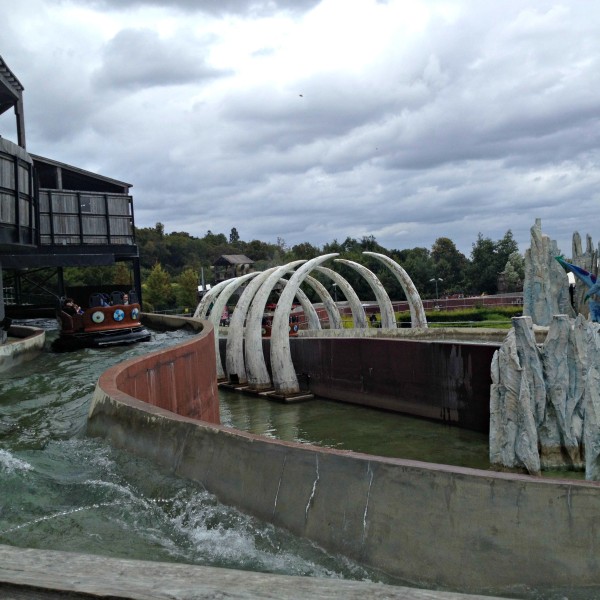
[291, 337, 496, 432]
[219, 334, 498, 432]
[102, 315, 219, 423]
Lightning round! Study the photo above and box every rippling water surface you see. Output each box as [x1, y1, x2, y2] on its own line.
[0, 322, 381, 582]
[2, 321, 588, 598]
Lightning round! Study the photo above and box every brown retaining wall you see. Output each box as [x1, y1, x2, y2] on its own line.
[105, 314, 219, 423]
[88, 316, 600, 596]
[221, 332, 500, 432]
[290, 337, 496, 432]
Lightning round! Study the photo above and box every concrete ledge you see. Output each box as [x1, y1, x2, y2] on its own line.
[87, 314, 600, 596]
[297, 325, 548, 344]
[88, 372, 600, 596]
[0, 325, 45, 373]
[0, 544, 508, 599]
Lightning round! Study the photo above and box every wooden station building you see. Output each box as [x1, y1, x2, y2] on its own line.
[0, 55, 142, 330]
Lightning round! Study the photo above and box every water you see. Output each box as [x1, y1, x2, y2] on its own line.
[0, 322, 380, 582]
[219, 389, 490, 470]
[0, 321, 589, 598]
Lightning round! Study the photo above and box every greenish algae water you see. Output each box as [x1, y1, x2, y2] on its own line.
[0, 323, 381, 583]
[1, 321, 586, 598]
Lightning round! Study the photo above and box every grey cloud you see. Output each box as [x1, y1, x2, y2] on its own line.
[93, 28, 226, 90]
[84, 0, 321, 16]
[6, 0, 600, 259]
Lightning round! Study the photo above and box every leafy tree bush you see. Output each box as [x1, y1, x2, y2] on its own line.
[143, 263, 174, 311]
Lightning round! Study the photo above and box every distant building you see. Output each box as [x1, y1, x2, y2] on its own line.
[213, 255, 254, 283]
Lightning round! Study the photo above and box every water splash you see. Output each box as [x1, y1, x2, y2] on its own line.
[0, 449, 32, 473]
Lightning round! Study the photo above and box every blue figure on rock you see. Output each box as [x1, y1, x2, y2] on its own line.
[556, 256, 600, 322]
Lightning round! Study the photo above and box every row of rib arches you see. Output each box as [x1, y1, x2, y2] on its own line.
[195, 252, 427, 397]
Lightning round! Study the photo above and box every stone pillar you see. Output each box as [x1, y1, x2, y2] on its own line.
[489, 316, 543, 475]
[571, 232, 596, 318]
[522, 218, 574, 325]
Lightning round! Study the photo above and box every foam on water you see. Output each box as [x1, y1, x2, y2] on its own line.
[0, 449, 32, 473]
[0, 326, 389, 585]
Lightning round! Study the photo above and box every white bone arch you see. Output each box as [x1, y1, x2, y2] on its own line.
[245, 261, 306, 391]
[363, 252, 428, 329]
[313, 266, 367, 329]
[194, 277, 236, 319]
[225, 267, 279, 385]
[208, 272, 261, 379]
[225, 273, 325, 385]
[334, 259, 397, 329]
[270, 254, 338, 396]
[304, 274, 342, 330]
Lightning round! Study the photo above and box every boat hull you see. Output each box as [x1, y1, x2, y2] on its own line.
[52, 326, 151, 352]
[52, 302, 151, 352]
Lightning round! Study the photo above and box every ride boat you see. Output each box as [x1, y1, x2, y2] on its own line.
[261, 303, 302, 337]
[52, 290, 151, 352]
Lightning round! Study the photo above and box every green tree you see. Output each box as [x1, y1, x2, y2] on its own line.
[467, 230, 519, 294]
[430, 237, 468, 294]
[502, 251, 525, 292]
[229, 227, 240, 244]
[113, 262, 131, 286]
[176, 268, 199, 311]
[143, 263, 174, 311]
[290, 242, 320, 260]
[393, 247, 435, 298]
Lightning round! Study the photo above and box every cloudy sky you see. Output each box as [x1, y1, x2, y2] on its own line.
[1, 0, 599, 256]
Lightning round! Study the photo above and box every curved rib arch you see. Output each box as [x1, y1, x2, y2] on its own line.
[270, 254, 338, 396]
[245, 261, 306, 391]
[208, 272, 261, 379]
[304, 275, 342, 329]
[335, 259, 396, 329]
[287, 280, 321, 331]
[314, 266, 367, 329]
[363, 252, 427, 329]
[194, 277, 236, 319]
[225, 267, 278, 384]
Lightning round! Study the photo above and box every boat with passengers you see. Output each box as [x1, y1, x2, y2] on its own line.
[52, 289, 151, 351]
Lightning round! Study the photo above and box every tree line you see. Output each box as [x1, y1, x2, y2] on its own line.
[133, 225, 524, 311]
[60, 223, 524, 311]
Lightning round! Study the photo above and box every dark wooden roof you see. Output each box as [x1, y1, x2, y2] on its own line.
[214, 254, 254, 266]
[0, 55, 24, 116]
[31, 153, 132, 192]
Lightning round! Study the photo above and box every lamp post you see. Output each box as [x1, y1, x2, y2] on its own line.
[430, 277, 443, 301]
[332, 283, 338, 302]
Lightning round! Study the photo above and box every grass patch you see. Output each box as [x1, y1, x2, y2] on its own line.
[338, 305, 521, 329]
[396, 305, 522, 327]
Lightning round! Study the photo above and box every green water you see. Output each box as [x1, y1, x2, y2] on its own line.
[0, 322, 380, 582]
[2, 321, 584, 598]
[219, 389, 490, 469]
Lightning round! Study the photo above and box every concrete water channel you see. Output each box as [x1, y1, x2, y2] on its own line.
[1, 320, 510, 598]
[2, 319, 594, 599]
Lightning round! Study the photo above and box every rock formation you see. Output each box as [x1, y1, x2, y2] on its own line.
[490, 314, 600, 478]
[522, 218, 574, 325]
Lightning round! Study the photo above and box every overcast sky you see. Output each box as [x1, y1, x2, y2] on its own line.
[1, 0, 599, 256]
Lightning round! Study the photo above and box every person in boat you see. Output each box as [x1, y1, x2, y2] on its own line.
[123, 293, 129, 305]
[63, 298, 84, 315]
